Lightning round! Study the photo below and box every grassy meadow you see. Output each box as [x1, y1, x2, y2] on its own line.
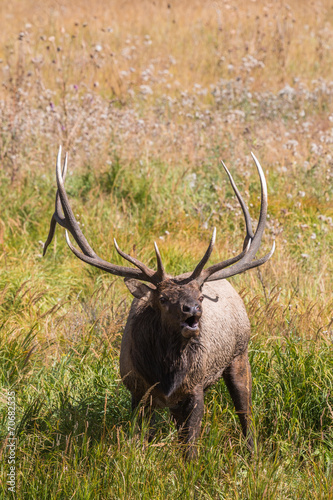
[0, 0, 333, 498]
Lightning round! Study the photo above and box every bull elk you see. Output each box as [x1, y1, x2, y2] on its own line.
[44, 147, 275, 459]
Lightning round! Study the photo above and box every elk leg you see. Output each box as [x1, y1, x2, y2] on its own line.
[170, 387, 204, 460]
[222, 350, 254, 450]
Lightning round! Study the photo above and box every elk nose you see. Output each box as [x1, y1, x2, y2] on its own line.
[182, 303, 201, 315]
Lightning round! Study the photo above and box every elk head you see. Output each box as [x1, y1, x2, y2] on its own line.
[126, 278, 204, 338]
[43, 148, 275, 329]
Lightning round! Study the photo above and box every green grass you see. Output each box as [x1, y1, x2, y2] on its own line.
[1, 325, 332, 498]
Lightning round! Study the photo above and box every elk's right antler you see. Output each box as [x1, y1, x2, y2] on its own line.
[174, 153, 275, 285]
[43, 147, 166, 285]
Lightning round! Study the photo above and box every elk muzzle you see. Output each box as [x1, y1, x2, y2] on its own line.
[180, 303, 202, 338]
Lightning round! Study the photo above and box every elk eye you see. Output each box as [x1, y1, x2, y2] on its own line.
[198, 296, 204, 303]
[159, 296, 167, 304]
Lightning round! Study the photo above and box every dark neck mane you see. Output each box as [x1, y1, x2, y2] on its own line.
[131, 305, 202, 397]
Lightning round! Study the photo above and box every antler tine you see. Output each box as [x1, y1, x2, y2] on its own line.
[113, 239, 155, 278]
[206, 240, 275, 282]
[44, 147, 161, 284]
[154, 242, 167, 281]
[197, 238, 252, 281]
[113, 238, 167, 282]
[174, 157, 261, 285]
[43, 216, 57, 256]
[186, 227, 216, 281]
[65, 231, 154, 280]
[220, 160, 254, 249]
[200, 152, 274, 283]
[62, 149, 68, 180]
[54, 151, 68, 232]
[43, 147, 68, 256]
[55, 147, 97, 257]
[245, 152, 267, 253]
[173, 153, 274, 285]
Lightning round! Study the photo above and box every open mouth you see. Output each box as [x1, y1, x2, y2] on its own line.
[181, 315, 200, 332]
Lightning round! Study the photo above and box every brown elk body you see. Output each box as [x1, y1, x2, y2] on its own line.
[44, 148, 274, 459]
[120, 279, 252, 457]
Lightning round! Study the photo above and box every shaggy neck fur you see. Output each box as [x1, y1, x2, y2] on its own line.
[131, 305, 202, 397]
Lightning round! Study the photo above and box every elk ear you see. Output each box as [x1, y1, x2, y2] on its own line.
[124, 279, 155, 301]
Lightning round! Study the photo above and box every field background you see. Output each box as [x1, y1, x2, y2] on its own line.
[0, 0, 333, 498]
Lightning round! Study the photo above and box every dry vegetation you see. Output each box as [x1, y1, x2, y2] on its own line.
[0, 1, 333, 498]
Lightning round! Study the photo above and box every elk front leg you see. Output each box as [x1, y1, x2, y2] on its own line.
[223, 349, 254, 450]
[170, 387, 204, 460]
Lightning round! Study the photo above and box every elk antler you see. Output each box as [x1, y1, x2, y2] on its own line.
[44, 148, 274, 287]
[43, 147, 166, 285]
[175, 153, 275, 285]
